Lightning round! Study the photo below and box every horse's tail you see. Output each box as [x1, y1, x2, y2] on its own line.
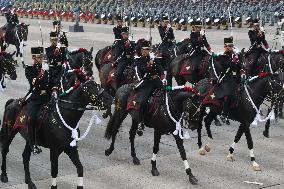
[104, 100, 126, 140]
[104, 84, 133, 139]
[0, 99, 18, 147]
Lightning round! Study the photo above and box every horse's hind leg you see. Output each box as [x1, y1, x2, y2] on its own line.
[227, 124, 244, 162]
[22, 142, 37, 189]
[173, 134, 198, 185]
[0, 130, 17, 183]
[244, 126, 261, 171]
[65, 147, 83, 189]
[129, 111, 140, 165]
[203, 112, 216, 153]
[50, 149, 61, 189]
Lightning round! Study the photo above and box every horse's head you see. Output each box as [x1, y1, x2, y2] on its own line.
[82, 79, 113, 110]
[68, 47, 94, 76]
[17, 23, 29, 41]
[0, 52, 17, 80]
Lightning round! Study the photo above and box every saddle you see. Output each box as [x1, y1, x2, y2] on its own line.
[13, 102, 50, 130]
[127, 88, 164, 112]
[179, 54, 208, 76]
[107, 65, 133, 86]
[195, 79, 240, 110]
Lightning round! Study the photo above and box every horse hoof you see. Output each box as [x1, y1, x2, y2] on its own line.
[51, 186, 57, 189]
[105, 149, 113, 156]
[188, 175, 198, 185]
[133, 157, 141, 165]
[205, 144, 211, 152]
[1, 173, 8, 183]
[226, 154, 235, 162]
[253, 163, 261, 171]
[151, 168, 160, 176]
[263, 131, 269, 138]
[198, 148, 206, 156]
[137, 130, 143, 136]
[28, 182, 37, 189]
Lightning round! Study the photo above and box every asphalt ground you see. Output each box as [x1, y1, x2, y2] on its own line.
[0, 17, 283, 189]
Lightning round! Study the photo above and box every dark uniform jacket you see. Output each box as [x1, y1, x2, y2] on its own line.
[190, 31, 211, 52]
[113, 25, 123, 40]
[113, 39, 135, 62]
[25, 64, 50, 100]
[45, 45, 65, 67]
[248, 29, 269, 48]
[136, 56, 164, 81]
[215, 51, 241, 98]
[158, 25, 175, 43]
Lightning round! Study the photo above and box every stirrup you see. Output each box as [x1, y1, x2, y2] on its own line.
[32, 145, 42, 155]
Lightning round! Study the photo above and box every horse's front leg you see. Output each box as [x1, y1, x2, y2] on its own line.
[65, 147, 84, 189]
[244, 126, 261, 171]
[173, 134, 198, 185]
[50, 149, 62, 189]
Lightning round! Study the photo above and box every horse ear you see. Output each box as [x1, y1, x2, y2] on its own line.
[90, 47, 93, 53]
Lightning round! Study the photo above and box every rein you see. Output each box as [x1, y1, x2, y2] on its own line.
[244, 73, 279, 125]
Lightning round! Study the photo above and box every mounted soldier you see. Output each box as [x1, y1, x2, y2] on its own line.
[113, 15, 124, 42]
[246, 19, 269, 76]
[3, 4, 19, 36]
[157, 15, 175, 59]
[25, 47, 51, 154]
[132, 40, 165, 133]
[45, 32, 66, 95]
[188, 20, 212, 82]
[215, 37, 242, 125]
[112, 26, 135, 88]
[52, 20, 68, 49]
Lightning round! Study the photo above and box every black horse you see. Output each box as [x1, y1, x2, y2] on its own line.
[194, 72, 284, 171]
[104, 84, 199, 184]
[0, 23, 29, 68]
[0, 51, 17, 87]
[239, 49, 284, 138]
[0, 74, 113, 189]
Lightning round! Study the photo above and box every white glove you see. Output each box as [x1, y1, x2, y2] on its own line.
[260, 26, 265, 33]
[149, 52, 155, 59]
[162, 78, 167, 85]
[200, 29, 206, 36]
[52, 91, 57, 99]
[167, 23, 171, 28]
[56, 43, 61, 49]
[42, 61, 49, 71]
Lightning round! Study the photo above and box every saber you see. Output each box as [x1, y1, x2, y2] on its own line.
[38, 21, 43, 46]
[228, 3, 233, 38]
